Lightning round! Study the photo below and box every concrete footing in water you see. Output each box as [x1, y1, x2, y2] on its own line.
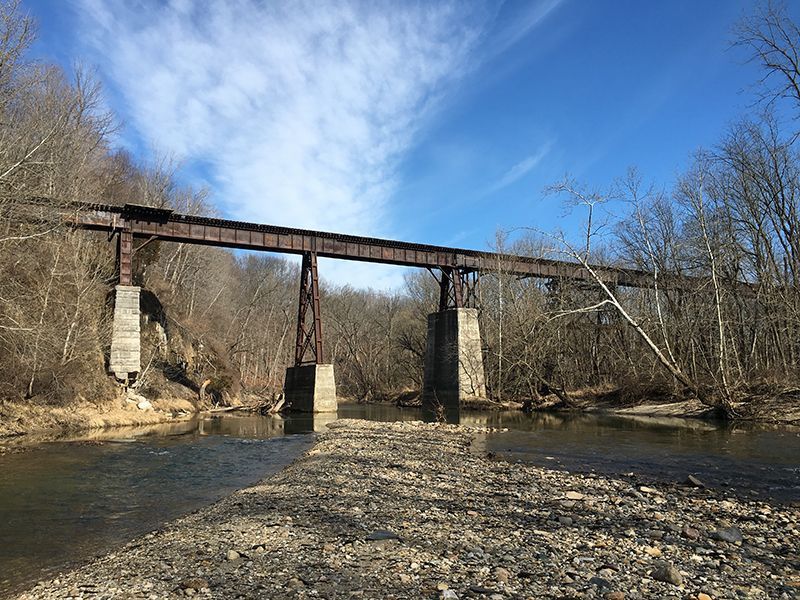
[422, 307, 487, 411]
[109, 285, 141, 381]
[284, 364, 338, 413]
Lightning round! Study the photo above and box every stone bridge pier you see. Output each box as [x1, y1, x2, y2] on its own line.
[109, 230, 141, 382]
[422, 307, 487, 409]
[422, 268, 487, 412]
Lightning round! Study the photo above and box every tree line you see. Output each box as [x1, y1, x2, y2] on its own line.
[1, 0, 798, 420]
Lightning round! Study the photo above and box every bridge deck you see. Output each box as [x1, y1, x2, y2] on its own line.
[61, 200, 658, 287]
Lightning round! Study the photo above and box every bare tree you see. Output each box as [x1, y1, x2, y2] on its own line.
[735, 1, 800, 118]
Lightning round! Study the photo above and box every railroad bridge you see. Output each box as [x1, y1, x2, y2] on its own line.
[66, 202, 659, 412]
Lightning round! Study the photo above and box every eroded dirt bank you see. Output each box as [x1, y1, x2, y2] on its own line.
[0, 397, 198, 446]
[16, 419, 800, 600]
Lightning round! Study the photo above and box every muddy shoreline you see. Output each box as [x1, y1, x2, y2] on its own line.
[3, 384, 799, 449]
[15, 419, 799, 599]
[394, 392, 800, 426]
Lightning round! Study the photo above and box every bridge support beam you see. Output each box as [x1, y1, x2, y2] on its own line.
[109, 228, 140, 382]
[284, 252, 337, 413]
[422, 308, 487, 410]
[284, 363, 337, 413]
[422, 268, 486, 411]
[109, 284, 141, 381]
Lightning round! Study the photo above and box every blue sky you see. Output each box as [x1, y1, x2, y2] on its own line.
[26, 0, 786, 288]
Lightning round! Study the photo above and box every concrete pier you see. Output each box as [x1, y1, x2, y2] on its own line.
[284, 364, 338, 413]
[422, 307, 487, 409]
[109, 285, 141, 381]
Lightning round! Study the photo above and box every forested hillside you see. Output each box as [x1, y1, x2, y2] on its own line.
[1, 0, 800, 427]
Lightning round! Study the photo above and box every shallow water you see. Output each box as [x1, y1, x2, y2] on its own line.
[1, 405, 798, 596]
[341, 404, 800, 502]
[478, 411, 800, 503]
[0, 415, 313, 597]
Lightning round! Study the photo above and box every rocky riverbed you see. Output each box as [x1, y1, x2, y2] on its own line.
[16, 419, 800, 599]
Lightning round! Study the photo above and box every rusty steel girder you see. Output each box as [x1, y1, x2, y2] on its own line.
[294, 252, 324, 365]
[60, 200, 667, 288]
[437, 267, 480, 311]
[117, 229, 133, 286]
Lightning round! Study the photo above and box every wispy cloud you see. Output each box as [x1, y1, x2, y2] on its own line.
[487, 0, 565, 59]
[487, 141, 552, 194]
[71, 0, 559, 288]
[75, 1, 487, 233]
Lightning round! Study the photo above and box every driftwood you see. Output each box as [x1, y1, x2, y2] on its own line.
[207, 405, 243, 413]
[199, 379, 212, 403]
[268, 397, 285, 414]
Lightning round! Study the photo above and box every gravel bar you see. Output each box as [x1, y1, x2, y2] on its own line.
[16, 419, 800, 599]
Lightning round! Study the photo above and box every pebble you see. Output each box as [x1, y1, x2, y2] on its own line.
[686, 475, 706, 488]
[366, 530, 400, 541]
[589, 576, 612, 588]
[650, 561, 683, 586]
[493, 566, 510, 583]
[179, 578, 208, 591]
[225, 550, 240, 561]
[644, 546, 662, 557]
[712, 526, 744, 544]
[682, 524, 701, 540]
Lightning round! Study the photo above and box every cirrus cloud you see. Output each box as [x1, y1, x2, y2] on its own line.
[71, 0, 562, 288]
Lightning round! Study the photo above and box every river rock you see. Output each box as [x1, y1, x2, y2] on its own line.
[565, 491, 584, 500]
[651, 561, 683, 586]
[712, 526, 743, 543]
[589, 576, 611, 588]
[493, 566, 510, 583]
[226, 549, 240, 561]
[136, 399, 153, 411]
[604, 592, 625, 600]
[644, 546, 662, 557]
[682, 524, 701, 540]
[686, 475, 706, 488]
[126, 391, 147, 403]
[179, 578, 208, 591]
[366, 530, 400, 541]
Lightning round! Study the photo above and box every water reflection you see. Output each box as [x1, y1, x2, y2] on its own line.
[0, 417, 313, 598]
[283, 412, 338, 434]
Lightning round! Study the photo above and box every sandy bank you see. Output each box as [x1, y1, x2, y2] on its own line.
[16, 419, 800, 599]
[0, 397, 198, 446]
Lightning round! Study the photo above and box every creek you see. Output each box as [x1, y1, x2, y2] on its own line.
[1, 404, 797, 597]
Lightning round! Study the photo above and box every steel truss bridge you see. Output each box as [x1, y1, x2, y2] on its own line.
[50, 200, 667, 367]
